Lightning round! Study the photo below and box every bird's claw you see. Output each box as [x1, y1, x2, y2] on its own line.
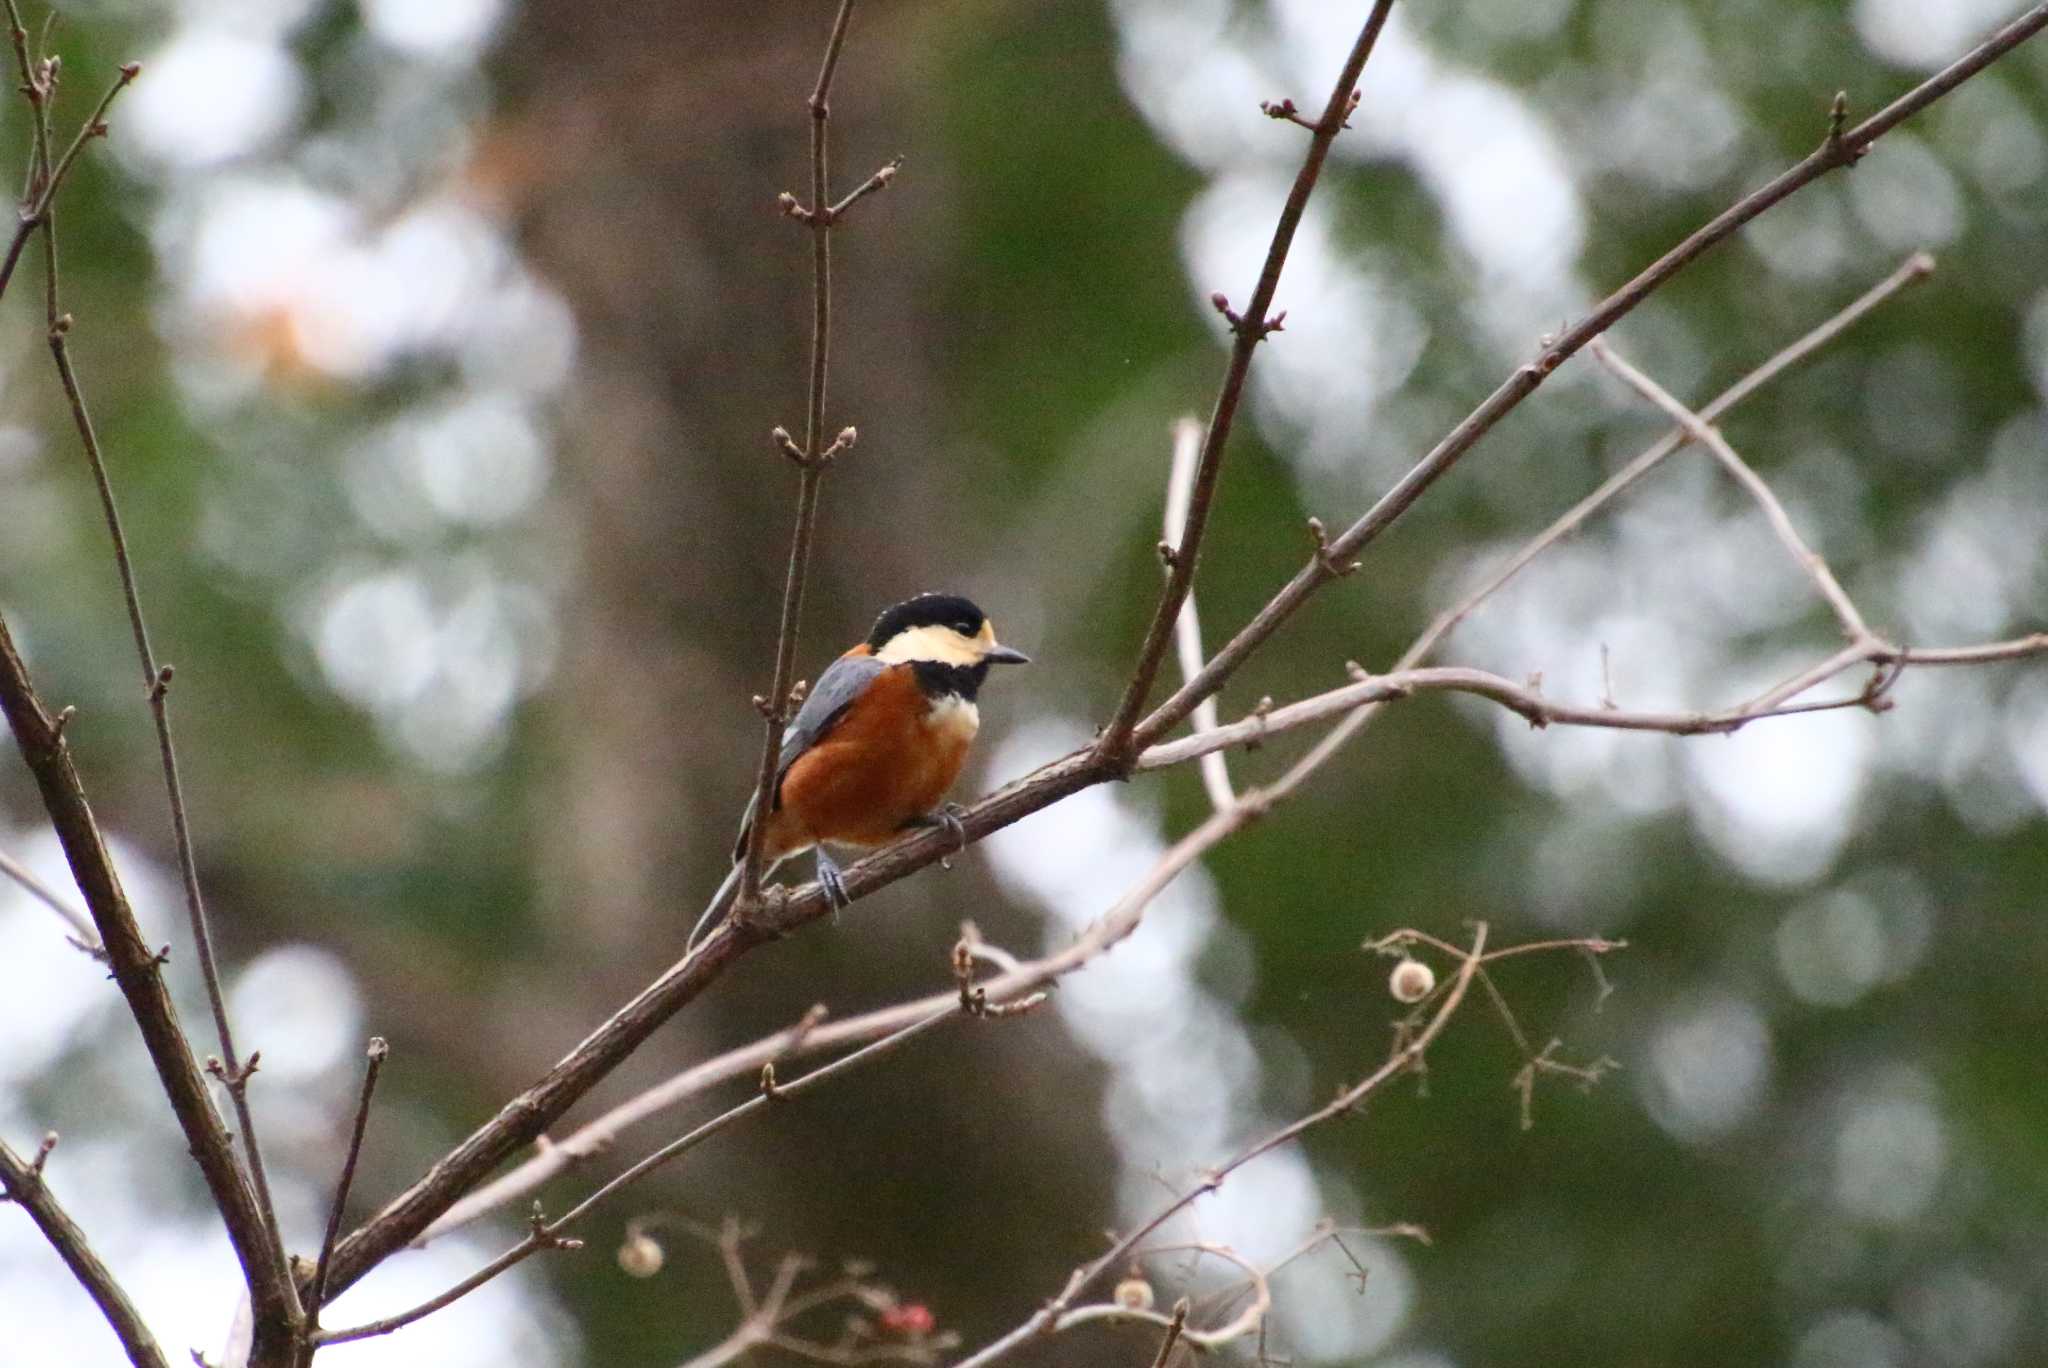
[931, 802, 969, 869]
[816, 852, 852, 912]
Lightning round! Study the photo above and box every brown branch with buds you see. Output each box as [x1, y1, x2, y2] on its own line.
[316, 0, 2048, 1322]
[0, 14, 301, 1360]
[955, 926, 1622, 1367]
[736, 0, 883, 909]
[1135, 3, 2048, 750]
[1, 1132, 170, 1368]
[1098, 0, 1396, 758]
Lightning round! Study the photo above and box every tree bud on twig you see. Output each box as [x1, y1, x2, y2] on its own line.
[1113, 1276, 1155, 1311]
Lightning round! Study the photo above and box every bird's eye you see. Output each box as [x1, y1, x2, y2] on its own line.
[956, 620, 978, 636]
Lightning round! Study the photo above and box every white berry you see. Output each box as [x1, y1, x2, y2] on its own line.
[1389, 957, 1435, 1004]
[617, 1233, 665, 1278]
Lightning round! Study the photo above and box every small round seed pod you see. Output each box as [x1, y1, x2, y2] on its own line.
[1389, 957, 1436, 1004]
[617, 1232, 665, 1278]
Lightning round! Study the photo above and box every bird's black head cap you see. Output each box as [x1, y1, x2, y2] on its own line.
[866, 593, 986, 650]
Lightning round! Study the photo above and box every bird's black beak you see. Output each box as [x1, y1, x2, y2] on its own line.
[985, 644, 1030, 665]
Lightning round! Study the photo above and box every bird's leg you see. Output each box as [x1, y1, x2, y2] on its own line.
[904, 803, 971, 869]
[814, 847, 852, 912]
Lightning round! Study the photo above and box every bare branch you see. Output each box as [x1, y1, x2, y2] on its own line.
[0, 23, 136, 301]
[1588, 337, 1870, 640]
[0, 844, 104, 958]
[1414, 252, 1933, 664]
[315, 8, 2048, 1303]
[1161, 417, 1236, 813]
[1, 1133, 170, 1368]
[314, 1203, 583, 1348]
[310, 1038, 389, 1320]
[737, 0, 868, 907]
[953, 924, 1496, 1368]
[1136, 7, 2048, 747]
[319, 1008, 960, 1346]
[6, 22, 298, 1343]
[1098, 0, 1397, 757]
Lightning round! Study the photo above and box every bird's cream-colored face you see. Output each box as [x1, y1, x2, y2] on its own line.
[876, 618, 1003, 667]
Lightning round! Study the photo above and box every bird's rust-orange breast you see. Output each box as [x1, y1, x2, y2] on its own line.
[764, 664, 977, 856]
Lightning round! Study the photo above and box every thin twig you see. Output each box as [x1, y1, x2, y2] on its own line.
[952, 924, 1494, 1368]
[737, 0, 864, 906]
[1588, 337, 1871, 640]
[1414, 252, 1933, 662]
[315, 7, 2048, 1301]
[32, 62, 298, 1338]
[1131, 651, 1986, 766]
[0, 15, 134, 301]
[0, 844, 104, 957]
[1135, 7, 2048, 747]
[316, 1007, 959, 1347]
[1162, 417, 1235, 813]
[0, 25, 298, 1360]
[312, 1203, 584, 1348]
[309, 1037, 389, 1319]
[1098, 0, 1396, 759]
[1, 1134, 170, 1368]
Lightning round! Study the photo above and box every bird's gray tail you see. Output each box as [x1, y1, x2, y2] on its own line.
[685, 864, 744, 955]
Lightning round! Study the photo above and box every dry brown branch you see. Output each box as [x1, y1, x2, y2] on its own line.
[307, 1038, 389, 1328]
[1098, 0, 1397, 757]
[0, 5, 132, 299]
[672, 1221, 953, 1368]
[737, 0, 869, 906]
[1, 1133, 170, 1368]
[317, 5, 2048, 1306]
[317, 1003, 964, 1347]
[0, 19, 299, 1359]
[1135, 5, 2048, 748]
[1413, 251, 1933, 662]
[26, 58, 297, 1338]
[954, 924, 1591, 1368]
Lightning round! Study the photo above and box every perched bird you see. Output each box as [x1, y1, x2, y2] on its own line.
[687, 593, 1029, 949]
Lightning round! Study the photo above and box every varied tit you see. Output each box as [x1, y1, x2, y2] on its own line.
[687, 593, 1029, 950]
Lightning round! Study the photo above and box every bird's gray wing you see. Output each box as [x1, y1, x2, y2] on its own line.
[731, 653, 889, 862]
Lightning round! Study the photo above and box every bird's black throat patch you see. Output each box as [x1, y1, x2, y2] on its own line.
[911, 658, 990, 701]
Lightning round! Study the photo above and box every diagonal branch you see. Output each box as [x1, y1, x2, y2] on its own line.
[314, 5, 2047, 1302]
[951, 924, 1497, 1368]
[1588, 337, 1871, 641]
[0, 843, 105, 958]
[1097, 0, 1396, 758]
[1, 1134, 170, 1368]
[1134, 3, 2048, 748]
[0, 615, 293, 1357]
[315, 1006, 961, 1347]
[0, 22, 299, 1357]
[309, 1037, 389, 1323]
[37, 114, 298, 1334]
[1414, 252, 1932, 663]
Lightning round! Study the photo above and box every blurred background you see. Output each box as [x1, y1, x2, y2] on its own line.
[2, 0, 2045, 1364]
